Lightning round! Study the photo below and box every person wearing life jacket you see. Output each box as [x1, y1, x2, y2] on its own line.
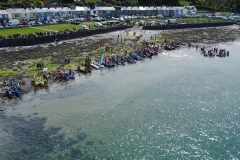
[17, 82, 21, 90]
[57, 69, 61, 75]
[3, 80, 7, 86]
[5, 85, 9, 93]
[69, 68, 72, 75]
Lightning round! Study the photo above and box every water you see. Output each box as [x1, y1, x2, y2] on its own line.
[1, 42, 240, 159]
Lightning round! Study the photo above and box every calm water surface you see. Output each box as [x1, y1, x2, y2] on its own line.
[1, 42, 240, 159]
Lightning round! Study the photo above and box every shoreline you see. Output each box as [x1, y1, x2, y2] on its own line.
[1, 25, 240, 105]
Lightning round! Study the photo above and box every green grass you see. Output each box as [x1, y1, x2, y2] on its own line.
[38, 22, 95, 31]
[26, 56, 59, 76]
[179, 17, 230, 23]
[0, 69, 21, 77]
[0, 22, 95, 37]
[0, 26, 41, 36]
[179, 0, 191, 6]
[215, 12, 231, 16]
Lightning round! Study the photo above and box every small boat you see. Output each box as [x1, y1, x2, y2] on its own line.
[132, 53, 142, 60]
[90, 63, 99, 69]
[164, 45, 175, 50]
[94, 62, 104, 68]
[4, 82, 21, 98]
[65, 71, 75, 79]
[6, 90, 13, 99]
[78, 66, 91, 73]
[32, 75, 48, 87]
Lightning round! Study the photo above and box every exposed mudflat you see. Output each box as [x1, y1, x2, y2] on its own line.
[1, 25, 240, 103]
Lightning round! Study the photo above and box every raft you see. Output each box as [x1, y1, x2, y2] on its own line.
[32, 75, 48, 87]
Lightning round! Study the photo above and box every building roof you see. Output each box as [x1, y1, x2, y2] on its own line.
[120, 6, 184, 11]
[0, 10, 8, 14]
[95, 7, 115, 10]
[5, 6, 192, 14]
[6, 7, 76, 13]
[75, 6, 85, 11]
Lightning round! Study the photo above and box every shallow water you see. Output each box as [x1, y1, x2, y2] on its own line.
[1, 41, 240, 159]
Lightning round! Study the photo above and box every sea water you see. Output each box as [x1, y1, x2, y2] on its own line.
[0, 41, 240, 159]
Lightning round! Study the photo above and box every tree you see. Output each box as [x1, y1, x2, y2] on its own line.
[61, 0, 74, 3]
[85, 0, 96, 6]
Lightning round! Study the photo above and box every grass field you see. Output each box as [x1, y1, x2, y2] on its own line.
[0, 22, 95, 37]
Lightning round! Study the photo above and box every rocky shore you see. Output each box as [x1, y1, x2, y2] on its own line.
[1, 25, 240, 104]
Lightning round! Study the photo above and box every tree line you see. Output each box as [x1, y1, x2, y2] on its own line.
[0, 0, 239, 13]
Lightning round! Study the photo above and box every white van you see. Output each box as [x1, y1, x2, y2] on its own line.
[157, 14, 164, 18]
[94, 22, 102, 27]
[168, 19, 179, 24]
[7, 19, 20, 26]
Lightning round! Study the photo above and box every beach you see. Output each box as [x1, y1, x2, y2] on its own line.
[1, 25, 240, 102]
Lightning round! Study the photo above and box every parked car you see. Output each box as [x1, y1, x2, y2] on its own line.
[29, 21, 43, 26]
[157, 14, 164, 18]
[94, 22, 102, 27]
[93, 17, 101, 21]
[102, 21, 110, 25]
[81, 25, 89, 30]
[0, 25, 3, 28]
[118, 17, 125, 22]
[100, 17, 107, 21]
[19, 21, 28, 25]
[80, 17, 86, 21]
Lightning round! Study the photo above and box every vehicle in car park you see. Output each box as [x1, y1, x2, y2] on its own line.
[80, 17, 86, 21]
[112, 16, 118, 20]
[118, 17, 125, 22]
[19, 21, 28, 25]
[0, 25, 3, 28]
[93, 17, 101, 21]
[167, 19, 179, 24]
[28, 21, 43, 26]
[100, 17, 107, 21]
[102, 21, 110, 25]
[59, 18, 68, 23]
[94, 22, 102, 27]
[157, 14, 164, 18]
[7, 19, 20, 26]
[51, 19, 59, 23]
[81, 25, 89, 30]
[70, 20, 82, 25]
